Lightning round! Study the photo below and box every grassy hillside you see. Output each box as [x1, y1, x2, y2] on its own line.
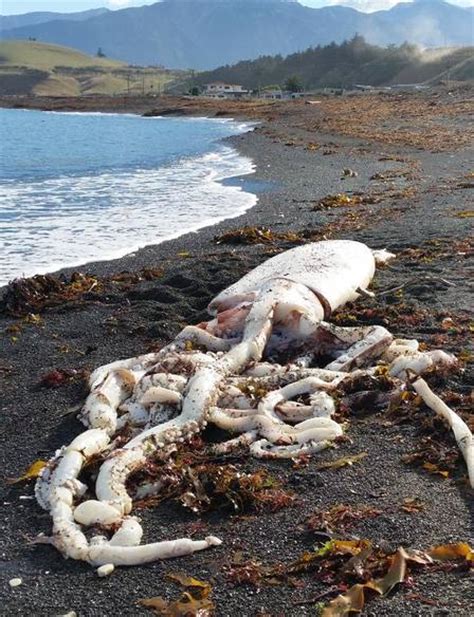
[0, 40, 123, 70]
[0, 40, 182, 96]
[195, 37, 474, 91]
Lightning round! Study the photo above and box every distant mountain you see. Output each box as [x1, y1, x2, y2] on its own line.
[0, 8, 109, 32]
[0, 0, 472, 70]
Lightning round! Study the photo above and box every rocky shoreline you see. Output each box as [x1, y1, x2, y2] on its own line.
[1, 91, 473, 616]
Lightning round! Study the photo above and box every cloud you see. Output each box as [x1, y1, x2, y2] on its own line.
[106, 0, 474, 11]
[303, 0, 473, 11]
[331, 0, 400, 9]
[107, 0, 136, 7]
[106, 0, 158, 8]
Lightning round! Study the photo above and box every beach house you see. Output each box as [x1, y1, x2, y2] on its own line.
[203, 82, 249, 98]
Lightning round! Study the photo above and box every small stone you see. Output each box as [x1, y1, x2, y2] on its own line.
[9, 578, 22, 588]
[97, 563, 115, 577]
[342, 168, 358, 177]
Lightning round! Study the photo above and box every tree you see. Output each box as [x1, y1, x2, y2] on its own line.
[284, 75, 303, 93]
[97, 47, 106, 58]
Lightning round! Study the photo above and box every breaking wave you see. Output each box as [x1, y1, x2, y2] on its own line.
[0, 111, 256, 285]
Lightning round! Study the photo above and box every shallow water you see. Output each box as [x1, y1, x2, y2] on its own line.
[0, 109, 256, 284]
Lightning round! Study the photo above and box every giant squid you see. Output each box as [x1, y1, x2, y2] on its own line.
[35, 240, 473, 575]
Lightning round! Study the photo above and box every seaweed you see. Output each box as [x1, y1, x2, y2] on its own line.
[370, 168, 415, 182]
[312, 193, 382, 211]
[7, 460, 47, 484]
[1, 272, 99, 316]
[1, 267, 164, 316]
[225, 537, 472, 617]
[401, 436, 460, 479]
[314, 453, 368, 471]
[214, 226, 301, 246]
[139, 572, 214, 616]
[132, 453, 295, 516]
[39, 368, 88, 388]
[401, 497, 425, 513]
[305, 504, 382, 535]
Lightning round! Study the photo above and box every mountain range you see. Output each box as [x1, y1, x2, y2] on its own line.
[0, 8, 109, 32]
[1, 0, 473, 70]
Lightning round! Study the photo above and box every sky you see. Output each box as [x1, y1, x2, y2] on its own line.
[1, 0, 473, 16]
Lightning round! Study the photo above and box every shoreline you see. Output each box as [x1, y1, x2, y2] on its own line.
[0, 109, 259, 286]
[1, 91, 473, 616]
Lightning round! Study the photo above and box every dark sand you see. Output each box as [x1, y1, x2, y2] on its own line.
[1, 91, 473, 616]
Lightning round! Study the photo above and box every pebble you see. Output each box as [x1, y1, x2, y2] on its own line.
[342, 168, 358, 177]
[97, 563, 115, 577]
[9, 578, 22, 588]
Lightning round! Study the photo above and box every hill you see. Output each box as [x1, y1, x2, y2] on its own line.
[0, 8, 109, 32]
[0, 40, 123, 70]
[195, 37, 474, 90]
[0, 0, 472, 70]
[0, 40, 182, 97]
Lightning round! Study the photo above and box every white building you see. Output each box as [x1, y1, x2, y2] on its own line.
[204, 82, 249, 98]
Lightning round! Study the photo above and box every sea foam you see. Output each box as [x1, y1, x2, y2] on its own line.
[0, 111, 256, 285]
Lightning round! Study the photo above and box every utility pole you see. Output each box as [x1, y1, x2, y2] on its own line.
[444, 35, 451, 90]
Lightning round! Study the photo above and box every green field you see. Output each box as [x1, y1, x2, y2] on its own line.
[0, 40, 182, 96]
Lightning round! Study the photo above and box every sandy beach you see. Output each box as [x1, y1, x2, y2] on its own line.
[1, 89, 473, 616]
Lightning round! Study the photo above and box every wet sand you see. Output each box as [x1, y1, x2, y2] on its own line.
[1, 90, 473, 616]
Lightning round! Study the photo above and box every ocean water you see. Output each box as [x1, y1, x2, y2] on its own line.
[0, 109, 257, 285]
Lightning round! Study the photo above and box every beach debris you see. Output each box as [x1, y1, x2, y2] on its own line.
[412, 377, 474, 487]
[39, 369, 87, 389]
[8, 460, 47, 484]
[32, 239, 466, 572]
[313, 193, 381, 211]
[306, 504, 382, 534]
[214, 226, 300, 246]
[322, 547, 431, 616]
[139, 573, 214, 616]
[311, 94, 472, 151]
[370, 168, 416, 182]
[0, 267, 163, 317]
[225, 537, 473, 606]
[9, 578, 23, 588]
[378, 155, 410, 163]
[322, 542, 474, 615]
[401, 438, 456, 479]
[134, 460, 295, 515]
[237, 538, 472, 613]
[429, 542, 473, 562]
[314, 194, 354, 209]
[314, 453, 368, 471]
[401, 497, 425, 513]
[97, 563, 115, 578]
[342, 168, 358, 177]
[0, 272, 101, 316]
